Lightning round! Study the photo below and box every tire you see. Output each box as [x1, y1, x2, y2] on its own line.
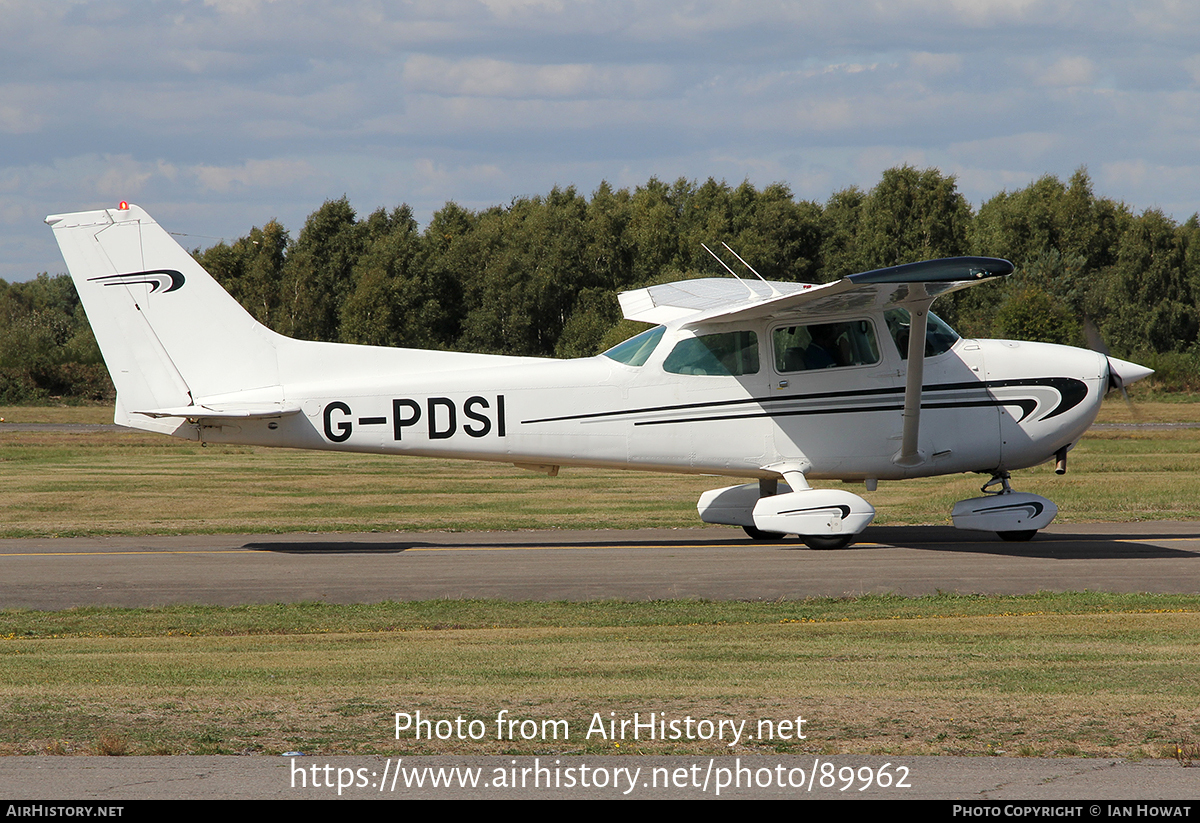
[743, 525, 788, 541]
[800, 534, 855, 550]
[997, 529, 1037, 542]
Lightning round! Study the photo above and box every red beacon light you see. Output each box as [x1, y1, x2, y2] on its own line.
[118, 201, 129, 210]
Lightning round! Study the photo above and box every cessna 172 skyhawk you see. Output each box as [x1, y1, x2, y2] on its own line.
[47, 202, 1152, 548]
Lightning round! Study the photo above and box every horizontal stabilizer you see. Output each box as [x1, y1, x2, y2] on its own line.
[134, 404, 302, 420]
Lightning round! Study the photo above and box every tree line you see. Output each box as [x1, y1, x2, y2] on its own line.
[5, 165, 1200, 403]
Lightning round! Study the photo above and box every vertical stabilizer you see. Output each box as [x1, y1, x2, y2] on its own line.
[46, 205, 284, 421]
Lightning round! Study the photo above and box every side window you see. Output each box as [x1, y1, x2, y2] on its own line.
[773, 320, 880, 373]
[663, 331, 759, 376]
[885, 309, 960, 359]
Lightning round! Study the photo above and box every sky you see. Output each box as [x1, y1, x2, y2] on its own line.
[4, 0, 1200, 281]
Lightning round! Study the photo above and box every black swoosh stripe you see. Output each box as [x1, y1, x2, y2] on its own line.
[88, 269, 185, 293]
[775, 504, 853, 519]
[522, 378, 1086, 427]
[970, 500, 1045, 518]
[631, 398, 1039, 427]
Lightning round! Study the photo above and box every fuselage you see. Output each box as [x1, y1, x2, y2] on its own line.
[188, 311, 1109, 483]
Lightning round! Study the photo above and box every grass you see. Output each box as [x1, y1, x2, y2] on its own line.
[1, 397, 1199, 537]
[1, 594, 1198, 758]
[2, 401, 1198, 760]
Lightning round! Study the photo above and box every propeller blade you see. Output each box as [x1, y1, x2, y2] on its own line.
[1083, 316, 1109, 356]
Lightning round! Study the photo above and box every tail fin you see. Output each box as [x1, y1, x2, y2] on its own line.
[46, 204, 284, 427]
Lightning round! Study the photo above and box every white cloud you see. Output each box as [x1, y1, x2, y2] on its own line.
[1038, 55, 1098, 87]
[1182, 54, 1200, 85]
[478, 0, 567, 16]
[852, 146, 933, 179]
[950, 132, 1064, 167]
[202, 0, 286, 14]
[402, 55, 674, 99]
[910, 52, 965, 76]
[944, 0, 1050, 25]
[1100, 158, 1156, 191]
[2, 0, 1200, 281]
[0, 104, 41, 134]
[190, 158, 316, 193]
[1129, 0, 1200, 36]
[413, 157, 507, 197]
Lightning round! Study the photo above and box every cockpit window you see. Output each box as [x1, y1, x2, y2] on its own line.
[663, 330, 759, 376]
[885, 308, 960, 359]
[773, 320, 880, 372]
[602, 325, 665, 366]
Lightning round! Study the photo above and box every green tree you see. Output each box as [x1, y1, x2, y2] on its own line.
[0, 274, 110, 401]
[457, 187, 592, 356]
[627, 178, 683, 285]
[729, 181, 823, 283]
[584, 181, 635, 291]
[961, 169, 1130, 340]
[819, 186, 866, 282]
[856, 165, 970, 270]
[339, 205, 451, 349]
[196, 220, 288, 326]
[993, 283, 1083, 347]
[1102, 208, 1196, 355]
[278, 197, 364, 341]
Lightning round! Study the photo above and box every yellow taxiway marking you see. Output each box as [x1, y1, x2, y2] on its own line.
[3, 543, 849, 557]
[1, 544, 774, 557]
[0, 550, 263, 557]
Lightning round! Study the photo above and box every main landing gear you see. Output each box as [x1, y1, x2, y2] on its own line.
[950, 472, 1058, 541]
[699, 474, 876, 550]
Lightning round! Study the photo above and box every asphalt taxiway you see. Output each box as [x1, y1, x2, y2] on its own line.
[2, 521, 1197, 609]
[4, 523, 1197, 801]
[4, 754, 1198, 799]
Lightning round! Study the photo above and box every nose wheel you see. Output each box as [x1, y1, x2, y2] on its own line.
[983, 474, 1040, 541]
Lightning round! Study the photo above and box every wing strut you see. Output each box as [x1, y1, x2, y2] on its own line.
[895, 295, 933, 467]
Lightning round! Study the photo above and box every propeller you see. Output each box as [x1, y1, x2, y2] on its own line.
[1105, 355, 1155, 395]
[1082, 316, 1154, 403]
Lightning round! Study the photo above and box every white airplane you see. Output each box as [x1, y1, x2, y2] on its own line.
[47, 202, 1153, 549]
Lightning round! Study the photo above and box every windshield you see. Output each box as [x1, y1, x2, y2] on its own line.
[601, 325, 665, 366]
[885, 309, 960, 359]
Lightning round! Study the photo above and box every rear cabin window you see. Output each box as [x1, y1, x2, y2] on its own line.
[663, 331, 759, 376]
[773, 320, 880, 372]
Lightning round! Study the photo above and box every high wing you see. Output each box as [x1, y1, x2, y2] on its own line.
[619, 256, 1016, 471]
[618, 257, 1015, 327]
